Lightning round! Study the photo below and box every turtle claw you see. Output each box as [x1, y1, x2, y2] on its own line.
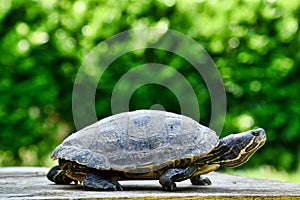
[102, 181, 123, 191]
[162, 183, 177, 191]
[111, 181, 123, 191]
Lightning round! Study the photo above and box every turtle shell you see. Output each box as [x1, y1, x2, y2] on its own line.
[51, 110, 219, 171]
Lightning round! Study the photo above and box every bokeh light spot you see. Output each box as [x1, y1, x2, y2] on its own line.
[249, 81, 262, 92]
[235, 114, 255, 131]
[17, 39, 30, 53]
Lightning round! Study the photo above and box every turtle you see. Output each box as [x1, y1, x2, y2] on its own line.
[47, 110, 266, 191]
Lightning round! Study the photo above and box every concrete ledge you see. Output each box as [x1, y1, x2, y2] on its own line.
[0, 167, 299, 200]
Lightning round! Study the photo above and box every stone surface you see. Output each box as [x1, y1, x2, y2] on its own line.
[0, 167, 299, 200]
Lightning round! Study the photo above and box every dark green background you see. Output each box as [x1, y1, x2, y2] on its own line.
[0, 0, 299, 172]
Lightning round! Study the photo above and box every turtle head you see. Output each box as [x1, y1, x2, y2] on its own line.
[203, 128, 266, 168]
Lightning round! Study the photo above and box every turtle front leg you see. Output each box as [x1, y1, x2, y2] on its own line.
[83, 172, 123, 191]
[189, 163, 219, 185]
[159, 165, 196, 191]
[47, 165, 75, 184]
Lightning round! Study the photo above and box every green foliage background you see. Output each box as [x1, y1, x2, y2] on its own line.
[0, 0, 299, 173]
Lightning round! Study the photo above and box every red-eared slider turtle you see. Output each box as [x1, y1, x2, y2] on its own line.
[47, 110, 266, 191]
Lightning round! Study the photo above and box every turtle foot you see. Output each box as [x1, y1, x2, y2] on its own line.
[83, 173, 123, 191]
[161, 182, 177, 191]
[190, 175, 212, 185]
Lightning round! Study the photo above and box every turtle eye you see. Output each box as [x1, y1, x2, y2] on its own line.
[251, 130, 260, 136]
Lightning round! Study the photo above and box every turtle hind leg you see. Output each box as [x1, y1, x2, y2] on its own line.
[47, 165, 75, 184]
[83, 172, 123, 191]
[190, 175, 212, 185]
